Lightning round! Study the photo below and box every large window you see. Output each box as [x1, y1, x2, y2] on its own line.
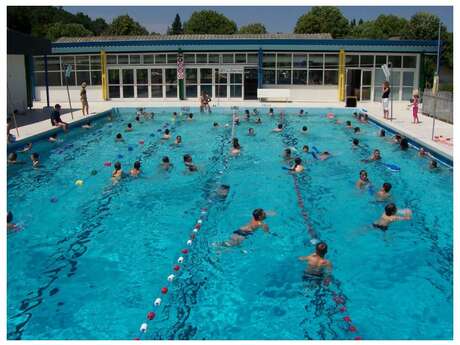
[185, 68, 198, 98]
[165, 68, 177, 98]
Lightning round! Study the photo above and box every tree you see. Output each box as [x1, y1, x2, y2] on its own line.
[358, 18, 364, 25]
[402, 12, 447, 40]
[105, 14, 149, 36]
[349, 19, 356, 28]
[90, 18, 109, 36]
[183, 10, 237, 34]
[46, 22, 92, 41]
[167, 14, 183, 35]
[238, 23, 267, 34]
[349, 15, 408, 39]
[294, 6, 349, 38]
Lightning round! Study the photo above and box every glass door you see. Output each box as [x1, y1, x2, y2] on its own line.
[361, 69, 372, 101]
[230, 72, 243, 98]
[108, 69, 121, 98]
[121, 69, 134, 98]
[136, 68, 148, 98]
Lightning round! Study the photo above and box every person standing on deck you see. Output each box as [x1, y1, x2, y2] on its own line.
[382, 81, 391, 120]
[80, 82, 89, 116]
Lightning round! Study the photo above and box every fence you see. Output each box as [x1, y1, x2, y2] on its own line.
[422, 89, 453, 124]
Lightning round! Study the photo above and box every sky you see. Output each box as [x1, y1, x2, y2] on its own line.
[63, 6, 453, 34]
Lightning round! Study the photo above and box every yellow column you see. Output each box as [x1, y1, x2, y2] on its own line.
[101, 50, 108, 100]
[338, 49, 346, 101]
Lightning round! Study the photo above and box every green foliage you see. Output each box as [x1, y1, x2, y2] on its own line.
[167, 14, 183, 35]
[238, 23, 267, 34]
[184, 10, 237, 34]
[105, 15, 149, 36]
[294, 6, 349, 38]
[402, 12, 447, 40]
[46, 22, 92, 41]
[350, 15, 408, 39]
[7, 6, 109, 39]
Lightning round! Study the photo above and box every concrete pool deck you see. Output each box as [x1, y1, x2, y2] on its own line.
[10, 100, 453, 162]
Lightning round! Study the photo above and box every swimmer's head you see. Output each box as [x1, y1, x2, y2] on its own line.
[302, 145, 309, 152]
[134, 161, 141, 170]
[302, 126, 308, 132]
[385, 203, 397, 216]
[430, 159, 438, 169]
[116, 133, 122, 139]
[232, 138, 240, 149]
[373, 149, 381, 159]
[354, 127, 360, 133]
[359, 169, 368, 180]
[135, 116, 140, 121]
[379, 129, 386, 137]
[218, 184, 230, 196]
[245, 110, 250, 115]
[277, 124, 283, 129]
[183, 154, 192, 163]
[400, 138, 409, 150]
[86, 121, 91, 126]
[7, 211, 13, 223]
[127, 123, 132, 128]
[176, 135, 182, 142]
[248, 128, 255, 134]
[300, 109, 304, 114]
[352, 138, 359, 146]
[294, 157, 302, 165]
[213, 122, 219, 127]
[162, 156, 170, 163]
[269, 108, 274, 113]
[252, 208, 266, 221]
[284, 148, 291, 156]
[346, 120, 351, 126]
[395, 134, 402, 141]
[114, 162, 121, 171]
[173, 112, 177, 116]
[315, 242, 328, 258]
[165, 129, 170, 135]
[382, 182, 392, 193]
[31, 152, 39, 161]
[8, 152, 17, 161]
[188, 113, 193, 118]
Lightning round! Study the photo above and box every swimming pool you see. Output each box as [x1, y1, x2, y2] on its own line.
[7, 107, 453, 340]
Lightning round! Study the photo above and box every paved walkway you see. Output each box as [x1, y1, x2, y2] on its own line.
[10, 100, 453, 161]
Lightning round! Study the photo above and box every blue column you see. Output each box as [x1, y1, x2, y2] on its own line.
[257, 48, 263, 89]
[44, 54, 50, 108]
[29, 55, 36, 102]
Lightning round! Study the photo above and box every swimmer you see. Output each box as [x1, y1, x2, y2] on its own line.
[353, 112, 359, 118]
[252, 108, 259, 115]
[231, 138, 241, 155]
[172, 112, 177, 120]
[183, 154, 198, 172]
[233, 115, 240, 126]
[30, 152, 40, 168]
[299, 109, 305, 116]
[298, 241, 332, 277]
[429, 159, 438, 170]
[216, 184, 230, 199]
[135, 115, 140, 122]
[130, 161, 141, 177]
[393, 134, 402, 144]
[82, 121, 92, 129]
[243, 110, 250, 121]
[273, 124, 283, 132]
[174, 135, 182, 145]
[345, 120, 352, 128]
[283, 148, 293, 162]
[222, 208, 270, 246]
[327, 113, 335, 119]
[7, 152, 21, 164]
[354, 127, 361, 134]
[112, 161, 123, 181]
[161, 156, 172, 170]
[372, 203, 412, 231]
[213, 122, 219, 128]
[301, 126, 308, 134]
[162, 129, 171, 140]
[115, 133, 124, 142]
[356, 169, 370, 189]
[268, 108, 274, 116]
[7, 211, 17, 232]
[352, 138, 360, 148]
[418, 147, 427, 157]
[302, 145, 309, 153]
[362, 149, 381, 162]
[19, 143, 32, 153]
[48, 133, 58, 143]
[188, 113, 194, 121]
[376, 182, 392, 200]
[400, 138, 409, 150]
[255, 117, 262, 124]
[289, 157, 304, 173]
[379, 129, 386, 137]
[318, 151, 331, 161]
[248, 128, 255, 136]
[125, 123, 133, 132]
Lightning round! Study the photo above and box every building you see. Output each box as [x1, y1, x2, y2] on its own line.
[7, 29, 51, 114]
[30, 34, 439, 104]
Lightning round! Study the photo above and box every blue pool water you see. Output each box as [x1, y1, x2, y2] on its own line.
[7, 107, 453, 340]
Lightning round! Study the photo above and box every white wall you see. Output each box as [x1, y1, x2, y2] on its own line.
[261, 84, 338, 102]
[34, 86, 103, 104]
[7, 54, 28, 114]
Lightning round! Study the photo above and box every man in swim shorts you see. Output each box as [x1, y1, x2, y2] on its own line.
[298, 241, 332, 277]
[223, 208, 270, 246]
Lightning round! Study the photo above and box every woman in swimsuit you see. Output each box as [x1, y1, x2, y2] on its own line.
[373, 203, 412, 231]
[224, 208, 269, 246]
[112, 161, 123, 182]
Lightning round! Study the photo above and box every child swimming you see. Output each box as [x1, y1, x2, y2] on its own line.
[352, 138, 360, 148]
[112, 161, 123, 182]
[373, 203, 412, 231]
[231, 138, 241, 155]
[183, 154, 198, 172]
[130, 161, 141, 177]
[223, 208, 270, 246]
[30, 152, 40, 168]
[302, 145, 309, 153]
[115, 133, 124, 142]
[376, 182, 392, 200]
[248, 128, 255, 136]
[174, 135, 182, 145]
[161, 156, 172, 170]
[362, 149, 381, 162]
[298, 241, 332, 277]
[356, 169, 370, 189]
[162, 129, 171, 140]
[290, 157, 304, 173]
[283, 148, 293, 162]
[125, 123, 133, 132]
[82, 121, 92, 129]
[273, 124, 283, 132]
[301, 126, 308, 134]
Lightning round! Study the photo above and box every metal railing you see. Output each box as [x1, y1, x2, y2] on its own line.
[422, 89, 453, 124]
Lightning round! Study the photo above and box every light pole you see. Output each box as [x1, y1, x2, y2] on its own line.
[431, 21, 442, 140]
[388, 61, 393, 121]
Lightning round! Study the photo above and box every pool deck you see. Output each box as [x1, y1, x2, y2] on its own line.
[10, 100, 453, 162]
